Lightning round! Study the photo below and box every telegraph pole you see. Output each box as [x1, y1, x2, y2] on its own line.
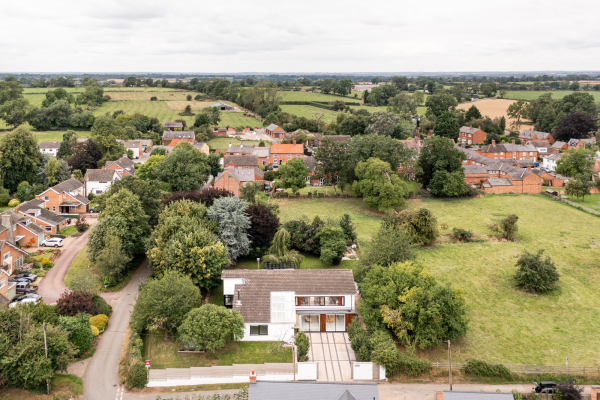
[447, 340, 452, 391]
[43, 322, 49, 394]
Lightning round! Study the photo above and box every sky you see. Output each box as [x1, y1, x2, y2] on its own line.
[1, 0, 600, 73]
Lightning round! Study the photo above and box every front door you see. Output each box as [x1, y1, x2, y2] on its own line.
[320, 314, 326, 332]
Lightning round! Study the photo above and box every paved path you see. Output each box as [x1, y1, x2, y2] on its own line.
[83, 260, 151, 400]
[308, 332, 355, 381]
[37, 218, 97, 304]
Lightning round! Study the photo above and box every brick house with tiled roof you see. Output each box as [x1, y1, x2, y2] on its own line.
[266, 124, 286, 139]
[104, 156, 136, 176]
[476, 140, 538, 162]
[221, 269, 358, 341]
[122, 140, 143, 159]
[270, 142, 304, 168]
[15, 199, 68, 234]
[225, 142, 255, 156]
[35, 177, 90, 215]
[519, 130, 554, 144]
[213, 167, 265, 196]
[223, 155, 259, 169]
[162, 131, 195, 147]
[458, 126, 487, 145]
[0, 210, 46, 249]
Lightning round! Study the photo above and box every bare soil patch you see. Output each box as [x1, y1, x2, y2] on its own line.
[458, 99, 533, 131]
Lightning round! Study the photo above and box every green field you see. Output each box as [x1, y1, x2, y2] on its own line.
[207, 137, 270, 150]
[404, 195, 600, 366]
[279, 91, 358, 102]
[505, 90, 600, 101]
[564, 193, 600, 210]
[280, 104, 339, 123]
[0, 128, 88, 143]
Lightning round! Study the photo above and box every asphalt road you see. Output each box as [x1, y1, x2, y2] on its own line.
[83, 259, 151, 400]
[37, 218, 98, 304]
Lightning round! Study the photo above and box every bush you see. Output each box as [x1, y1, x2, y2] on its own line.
[88, 192, 95, 201]
[370, 330, 431, 377]
[91, 325, 100, 337]
[452, 227, 473, 242]
[0, 192, 10, 206]
[126, 361, 148, 389]
[499, 214, 519, 240]
[8, 198, 20, 207]
[90, 314, 109, 331]
[59, 315, 93, 357]
[295, 332, 310, 362]
[556, 378, 583, 400]
[91, 295, 112, 316]
[464, 359, 511, 379]
[347, 319, 371, 362]
[387, 208, 439, 245]
[76, 217, 89, 232]
[56, 291, 99, 317]
[513, 249, 559, 292]
[150, 96, 158, 101]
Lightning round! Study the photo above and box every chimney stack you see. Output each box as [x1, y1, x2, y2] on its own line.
[512, 140, 515, 145]
[240, 141, 244, 148]
[293, 140, 296, 144]
[249, 369, 257, 384]
[229, 142, 232, 148]
[71, 174, 75, 179]
[492, 139, 496, 145]
[527, 165, 532, 171]
[1, 214, 15, 245]
[554, 149, 559, 155]
[123, 153, 128, 159]
[469, 125, 472, 129]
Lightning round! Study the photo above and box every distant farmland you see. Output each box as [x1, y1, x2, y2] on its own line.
[505, 90, 600, 101]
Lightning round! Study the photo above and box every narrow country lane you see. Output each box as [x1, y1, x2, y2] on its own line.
[83, 259, 151, 400]
[37, 218, 98, 304]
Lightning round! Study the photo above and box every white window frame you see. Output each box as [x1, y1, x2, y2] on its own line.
[0, 278, 4, 289]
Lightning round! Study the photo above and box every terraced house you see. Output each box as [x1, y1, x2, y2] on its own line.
[36, 177, 90, 215]
[519, 130, 554, 144]
[476, 140, 538, 162]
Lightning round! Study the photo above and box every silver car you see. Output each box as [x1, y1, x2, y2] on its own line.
[41, 237, 64, 248]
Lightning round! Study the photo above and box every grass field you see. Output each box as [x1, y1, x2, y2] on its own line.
[564, 193, 600, 210]
[280, 104, 339, 123]
[279, 91, 358, 102]
[505, 90, 600, 101]
[403, 195, 600, 366]
[207, 137, 270, 150]
[143, 332, 292, 369]
[0, 129, 89, 143]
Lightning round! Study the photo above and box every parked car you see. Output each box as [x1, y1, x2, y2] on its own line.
[9, 277, 30, 283]
[41, 237, 64, 248]
[15, 282, 38, 294]
[9, 293, 41, 308]
[90, 206, 101, 213]
[533, 381, 557, 393]
[15, 273, 37, 282]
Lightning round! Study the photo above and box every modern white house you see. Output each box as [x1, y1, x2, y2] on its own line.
[84, 169, 122, 196]
[39, 141, 61, 157]
[221, 269, 359, 342]
[542, 150, 561, 172]
[123, 140, 143, 159]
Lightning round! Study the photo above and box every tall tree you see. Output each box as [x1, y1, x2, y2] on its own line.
[208, 196, 251, 262]
[416, 136, 466, 188]
[556, 148, 594, 177]
[425, 94, 458, 118]
[433, 111, 459, 139]
[464, 105, 482, 120]
[153, 142, 210, 191]
[352, 157, 409, 211]
[90, 116, 126, 163]
[57, 130, 78, 159]
[246, 204, 280, 253]
[506, 100, 527, 127]
[0, 126, 44, 192]
[0, 98, 34, 127]
[313, 137, 347, 194]
[136, 155, 164, 180]
[554, 112, 598, 141]
[98, 176, 163, 226]
[178, 305, 245, 352]
[68, 139, 102, 173]
[366, 112, 401, 136]
[277, 157, 309, 195]
[387, 93, 417, 120]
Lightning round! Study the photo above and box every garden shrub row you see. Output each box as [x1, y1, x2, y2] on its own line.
[464, 359, 512, 379]
[119, 328, 147, 389]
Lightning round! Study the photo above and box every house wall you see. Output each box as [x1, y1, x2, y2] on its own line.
[15, 225, 43, 248]
[1, 245, 26, 276]
[37, 190, 87, 214]
[269, 152, 303, 166]
[464, 173, 489, 183]
[521, 173, 543, 193]
[241, 322, 295, 342]
[128, 144, 142, 159]
[197, 145, 209, 156]
[223, 278, 245, 295]
[21, 214, 66, 234]
[40, 148, 59, 157]
[0, 271, 13, 301]
[214, 173, 241, 196]
[105, 163, 133, 177]
[85, 180, 116, 196]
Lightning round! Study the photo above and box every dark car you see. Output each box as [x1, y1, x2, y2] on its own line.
[11, 294, 27, 303]
[15, 282, 38, 294]
[9, 277, 30, 283]
[90, 206, 101, 213]
[15, 273, 37, 282]
[533, 381, 557, 393]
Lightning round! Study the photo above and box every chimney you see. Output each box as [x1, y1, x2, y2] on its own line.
[228, 142, 231, 148]
[71, 174, 75, 179]
[123, 153, 128, 159]
[492, 139, 496, 145]
[249, 369, 257, 384]
[554, 149, 559, 155]
[512, 140, 515, 145]
[469, 125, 472, 129]
[527, 165, 532, 171]
[1, 214, 14, 245]
[293, 140, 296, 144]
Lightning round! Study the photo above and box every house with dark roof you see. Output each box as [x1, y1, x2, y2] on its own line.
[213, 167, 265, 196]
[35, 177, 90, 215]
[221, 269, 358, 341]
[251, 147, 271, 166]
[0, 210, 45, 249]
[163, 122, 183, 131]
[0, 214, 29, 303]
[249, 382, 379, 400]
[568, 138, 586, 149]
[552, 141, 568, 151]
[223, 155, 259, 169]
[39, 141, 61, 157]
[225, 142, 255, 156]
[459, 126, 487, 144]
[122, 140, 143, 159]
[15, 199, 68, 234]
[266, 124, 286, 139]
[525, 140, 553, 157]
[104, 155, 136, 176]
[162, 131, 195, 146]
[519, 130, 554, 144]
[476, 140, 538, 162]
[84, 169, 122, 196]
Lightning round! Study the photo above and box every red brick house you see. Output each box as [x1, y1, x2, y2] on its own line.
[251, 147, 271, 166]
[568, 138, 584, 149]
[459, 126, 487, 145]
[223, 155, 259, 169]
[163, 122, 183, 131]
[476, 140, 538, 162]
[225, 142, 255, 156]
[0, 214, 30, 302]
[552, 141, 568, 151]
[36, 177, 90, 215]
[212, 127, 228, 137]
[270, 142, 304, 168]
[266, 124, 286, 139]
[104, 156, 136, 176]
[480, 166, 543, 194]
[213, 167, 266, 196]
[162, 131, 195, 146]
[15, 199, 68, 234]
[0, 210, 46, 249]
[519, 130, 554, 144]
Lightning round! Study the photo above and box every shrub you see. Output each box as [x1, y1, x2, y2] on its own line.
[347, 319, 371, 361]
[556, 378, 583, 400]
[150, 96, 158, 101]
[295, 332, 310, 362]
[513, 249, 560, 292]
[59, 315, 93, 357]
[126, 361, 148, 389]
[452, 227, 473, 242]
[440, 222, 449, 230]
[56, 291, 99, 317]
[499, 214, 519, 240]
[91, 325, 100, 337]
[90, 314, 109, 331]
[46, 261, 54, 268]
[464, 359, 511, 379]
[0, 192, 10, 206]
[370, 330, 431, 377]
[88, 192, 95, 201]
[91, 295, 113, 317]
[8, 199, 20, 207]
[388, 208, 439, 245]
[76, 217, 89, 232]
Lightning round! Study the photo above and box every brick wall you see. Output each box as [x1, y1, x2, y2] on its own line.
[213, 172, 241, 196]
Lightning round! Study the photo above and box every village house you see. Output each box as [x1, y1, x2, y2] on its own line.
[0, 217, 29, 303]
[39, 141, 61, 157]
[399, 136, 422, 153]
[221, 269, 358, 341]
[193, 142, 210, 155]
[15, 199, 68, 234]
[311, 135, 351, 148]
[84, 169, 122, 196]
[212, 127, 228, 137]
[0, 210, 45, 249]
[141, 139, 153, 153]
[225, 142, 255, 156]
[163, 122, 183, 131]
[211, 102, 234, 111]
[525, 140, 552, 158]
[223, 155, 259, 169]
[552, 141, 568, 151]
[36, 177, 90, 215]
[519, 130, 554, 144]
[266, 124, 286, 139]
[213, 167, 265, 196]
[122, 140, 143, 159]
[270, 142, 304, 168]
[476, 140, 538, 162]
[458, 126, 487, 145]
[542, 149, 562, 172]
[568, 138, 584, 149]
[104, 155, 136, 176]
[251, 147, 271, 166]
[162, 131, 195, 146]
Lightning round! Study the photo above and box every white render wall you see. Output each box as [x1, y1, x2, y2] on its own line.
[40, 148, 58, 157]
[223, 278, 245, 295]
[241, 323, 295, 342]
[128, 146, 141, 159]
[85, 180, 115, 196]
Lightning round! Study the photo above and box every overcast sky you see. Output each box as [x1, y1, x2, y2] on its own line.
[1, 0, 599, 73]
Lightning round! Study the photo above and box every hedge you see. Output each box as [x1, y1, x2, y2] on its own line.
[464, 359, 511, 379]
[91, 295, 113, 317]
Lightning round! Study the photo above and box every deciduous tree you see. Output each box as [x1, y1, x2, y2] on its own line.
[0, 126, 44, 192]
[153, 142, 210, 191]
[178, 305, 245, 352]
[208, 196, 251, 262]
[277, 157, 309, 195]
[352, 157, 408, 211]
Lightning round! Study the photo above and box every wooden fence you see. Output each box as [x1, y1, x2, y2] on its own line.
[432, 362, 600, 375]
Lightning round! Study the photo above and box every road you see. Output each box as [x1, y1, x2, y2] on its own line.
[83, 259, 151, 400]
[37, 218, 98, 304]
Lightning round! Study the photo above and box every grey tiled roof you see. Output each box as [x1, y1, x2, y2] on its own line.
[85, 169, 119, 182]
[228, 167, 264, 182]
[52, 178, 83, 193]
[266, 123, 283, 131]
[163, 122, 183, 128]
[226, 145, 254, 155]
[224, 155, 258, 166]
[162, 131, 195, 139]
[221, 269, 358, 323]
[443, 392, 513, 400]
[249, 382, 379, 400]
[123, 140, 142, 148]
[19, 221, 44, 235]
[18, 199, 67, 225]
[73, 194, 91, 205]
[460, 126, 480, 134]
[552, 141, 567, 148]
[463, 165, 488, 174]
[39, 141, 61, 149]
[487, 178, 513, 186]
[520, 130, 551, 140]
[251, 147, 270, 158]
[303, 156, 316, 172]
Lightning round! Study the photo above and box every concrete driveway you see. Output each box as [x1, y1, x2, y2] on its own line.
[308, 332, 356, 382]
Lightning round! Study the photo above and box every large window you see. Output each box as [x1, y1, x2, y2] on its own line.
[300, 314, 320, 331]
[271, 292, 294, 323]
[296, 296, 344, 306]
[250, 325, 268, 336]
[14, 256, 22, 270]
[224, 295, 233, 307]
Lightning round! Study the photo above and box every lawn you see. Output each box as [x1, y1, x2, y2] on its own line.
[279, 91, 359, 103]
[207, 137, 269, 150]
[0, 373, 83, 400]
[279, 104, 339, 123]
[505, 90, 600, 102]
[142, 332, 292, 369]
[403, 195, 600, 366]
[0, 128, 89, 143]
[58, 226, 77, 236]
[563, 193, 600, 210]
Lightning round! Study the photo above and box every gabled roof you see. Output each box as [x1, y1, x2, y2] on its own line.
[529, 141, 551, 148]
[227, 167, 264, 183]
[52, 178, 84, 193]
[266, 123, 284, 132]
[248, 382, 379, 400]
[163, 122, 183, 128]
[221, 269, 358, 323]
[73, 194, 91, 205]
[123, 140, 142, 148]
[568, 138, 580, 146]
[193, 142, 208, 150]
[18, 220, 44, 236]
[85, 169, 120, 182]
[105, 157, 136, 174]
[304, 156, 316, 172]
[18, 199, 67, 226]
[460, 126, 482, 134]
[140, 139, 153, 146]
[224, 155, 258, 167]
[251, 147, 271, 158]
[552, 141, 567, 149]
[270, 143, 304, 154]
[162, 131, 195, 139]
[463, 165, 488, 174]
[487, 178, 513, 186]
[520, 130, 551, 140]
[215, 169, 240, 185]
[39, 141, 62, 149]
[210, 102, 233, 108]
[226, 145, 254, 155]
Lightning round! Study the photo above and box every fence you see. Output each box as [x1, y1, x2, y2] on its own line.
[262, 261, 296, 269]
[431, 362, 600, 376]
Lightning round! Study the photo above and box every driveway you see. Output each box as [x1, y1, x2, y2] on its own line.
[37, 218, 97, 304]
[308, 332, 356, 382]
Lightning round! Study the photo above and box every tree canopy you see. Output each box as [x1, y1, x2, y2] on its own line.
[207, 196, 251, 262]
[416, 136, 466, 189]
[178, 304, 245, 352]
[153, 142, 210, 191]
[0, 126, 44, 192]
[352, 157, 408, 212]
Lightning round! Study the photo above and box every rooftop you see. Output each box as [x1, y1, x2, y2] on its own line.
[224, 155, 259, 166]
[163, 131, 195, 139]
[248, 382, 379, 400]
[39, 141, 62, 149]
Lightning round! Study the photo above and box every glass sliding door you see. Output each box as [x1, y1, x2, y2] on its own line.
[336, 314, 346, 331]
[325, 315, 336, 331]
[300, 314, 321, 331]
